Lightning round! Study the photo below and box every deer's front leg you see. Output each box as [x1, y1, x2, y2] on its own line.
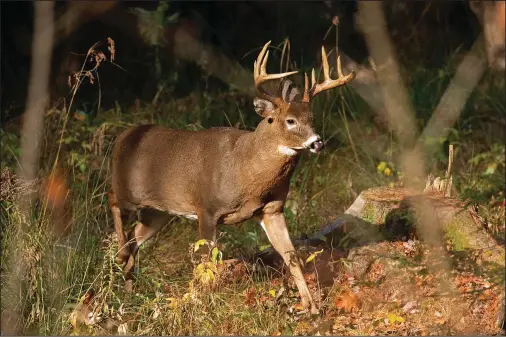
[261, 211, 318, 315]
[196, 211, 218, 255]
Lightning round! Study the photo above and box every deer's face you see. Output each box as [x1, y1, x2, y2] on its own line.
[254, 90, 323, 156]
[251, 41, 355, 156]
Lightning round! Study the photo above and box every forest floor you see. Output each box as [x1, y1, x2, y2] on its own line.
[1, 48, 504, 335]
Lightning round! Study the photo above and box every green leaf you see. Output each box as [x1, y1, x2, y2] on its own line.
[79, 163, 87, 173]
[205, 269, 215, 283]
[259, 244, 272, 251]
[194, 239, 208, 252]
[211, 247, 222, 263]
[81, 141, 92, 151]
[376, 161, 387, 173]
[306, 249, 324, 263]
[484, 163, 497, 175]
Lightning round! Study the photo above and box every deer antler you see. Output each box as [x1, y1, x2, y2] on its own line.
[302, 46, 356, 102]
[254, 41, 298, 104]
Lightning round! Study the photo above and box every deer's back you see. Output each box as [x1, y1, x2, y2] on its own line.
[111, 124, 248, 213]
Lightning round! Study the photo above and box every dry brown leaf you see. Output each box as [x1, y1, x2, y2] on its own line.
[334, 290, 359, 313]
[69, 290, 95, 328]
[293, 302, 305, 311]
[434, 317, 447, 325]
[244, 286, 256, 307]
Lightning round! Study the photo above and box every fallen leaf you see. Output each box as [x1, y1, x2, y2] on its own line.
[244, 286, 256, 307]
[117, 323, 128, 335]
[386, 313, 405, 325]
[293, 303, 305, 311]
[334, 291, 359, 313]
[166, 297, 179, 309]
[434, 317, 447, 325]
[402, 301, 417, 313]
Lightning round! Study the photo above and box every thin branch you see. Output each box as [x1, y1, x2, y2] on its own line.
[417, 37, 487, 153]
[2, 2, 55, 334]
[356, 0, 459, 315]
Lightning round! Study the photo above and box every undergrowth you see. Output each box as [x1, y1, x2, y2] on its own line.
[0, 33, 504, 335]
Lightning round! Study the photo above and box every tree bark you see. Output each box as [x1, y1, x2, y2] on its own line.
[2, 2, 55, 334]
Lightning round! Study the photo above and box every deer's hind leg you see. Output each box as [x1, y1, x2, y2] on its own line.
[123, 208, 171, 291]
[109, 192, 130, 265]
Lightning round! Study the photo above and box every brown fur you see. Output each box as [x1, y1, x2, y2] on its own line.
[111, 122, 300, 222]
[110, 41, 355, 314]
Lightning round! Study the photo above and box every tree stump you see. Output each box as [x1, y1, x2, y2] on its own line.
[311, 187, 504, 267]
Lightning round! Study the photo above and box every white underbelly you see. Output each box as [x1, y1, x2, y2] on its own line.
[167, 209, 198, 220]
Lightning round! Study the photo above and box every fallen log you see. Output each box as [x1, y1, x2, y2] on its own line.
[282, 186, 504, 265]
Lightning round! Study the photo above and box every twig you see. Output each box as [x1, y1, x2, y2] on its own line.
[445, 144, 454, 197]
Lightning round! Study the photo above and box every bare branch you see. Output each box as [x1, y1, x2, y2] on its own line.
[356, 3, 419, 152]
[18, 6, 55, 184]
[1, 1, 55, 334]
[418, 37, 487, 153]
[356, 0, 458, 312]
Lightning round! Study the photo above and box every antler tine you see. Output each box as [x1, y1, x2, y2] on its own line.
[254, 41, 298, 98]
[337, 54, 344, 78]
[308, 45, 356, 99]
[321, 46, 330, 81]
[302, 70, 316, 103]
[302, 73, 310, 102]
[254, 40, 270, 77]
[260, 50, 269, 76]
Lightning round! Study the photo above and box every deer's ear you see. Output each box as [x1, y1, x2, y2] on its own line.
[253, 97, 276, 118]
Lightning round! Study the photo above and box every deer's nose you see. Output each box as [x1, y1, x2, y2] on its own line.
[304, 135, 324, 153]
[310, 139, 324, 153]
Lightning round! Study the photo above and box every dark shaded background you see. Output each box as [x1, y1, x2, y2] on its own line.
[0, 1, 482, 124]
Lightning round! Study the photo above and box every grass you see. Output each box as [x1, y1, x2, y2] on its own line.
[1, 37, 505, 335]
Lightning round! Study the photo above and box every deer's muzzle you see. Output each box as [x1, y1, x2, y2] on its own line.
[304, 135, 324, 153]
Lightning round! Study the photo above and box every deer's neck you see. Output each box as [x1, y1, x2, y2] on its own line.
[234, 122, 300, 190]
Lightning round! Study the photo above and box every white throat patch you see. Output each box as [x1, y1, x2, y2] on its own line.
[278, 145, 297, 156]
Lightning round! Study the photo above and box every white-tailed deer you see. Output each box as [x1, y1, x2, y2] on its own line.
[109, 41, 355, 314]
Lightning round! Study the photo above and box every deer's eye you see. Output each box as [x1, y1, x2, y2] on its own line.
[286, 119, 296, 126]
